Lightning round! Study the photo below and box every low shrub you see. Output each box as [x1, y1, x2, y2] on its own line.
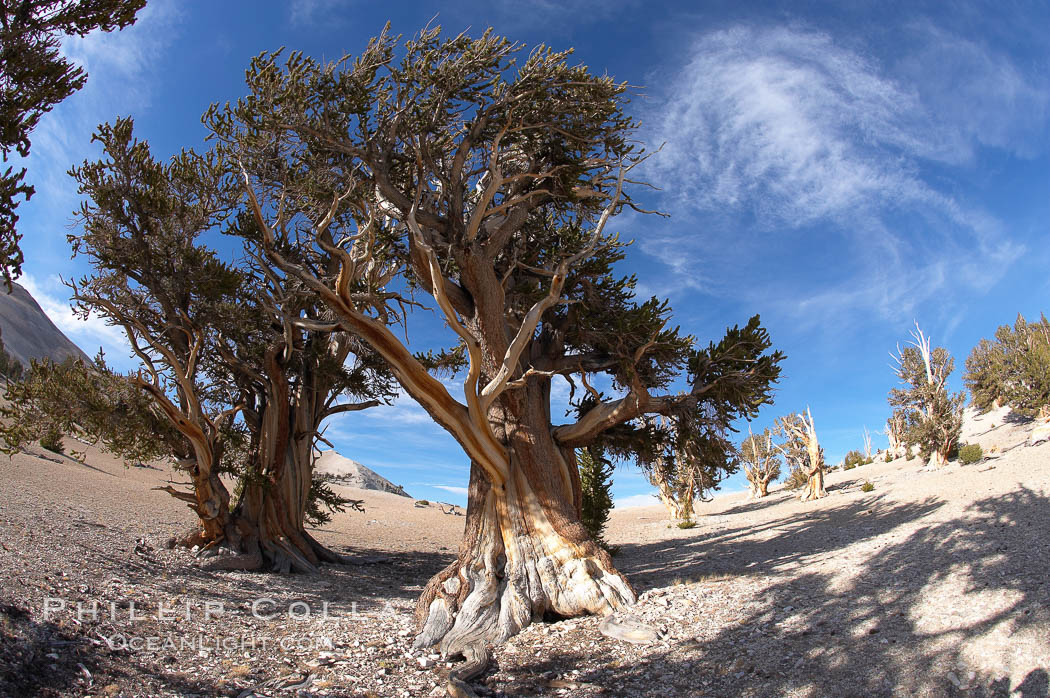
[40, 425, 64, 454]
[416, 499, 430, 506]
[677, 520, 697, 529]
[958, 443, 983, 464]
[860, 481, 874, 492]
[784, 467, 809, 490]
[843, 449, 866, 470]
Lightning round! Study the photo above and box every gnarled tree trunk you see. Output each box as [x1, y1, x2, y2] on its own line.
[927, 448, 949, 469]
[177, 467, 233, 547]
[173, 444, 326, 574]
[800, 463, 826, 501]
[414, 391, 635, 660]
[222, 431, 331, 574]
[415, 460, 634, 655]
[176, 369, 348, 573]
[217, 360, 352, 573]
[779, 408, 826, 502]
[748, 475, 771, 499]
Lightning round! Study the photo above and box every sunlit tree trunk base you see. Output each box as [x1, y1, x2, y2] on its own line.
[749, 479, 771, 499]
[925, 450, 949, 470]
[167, 469, 232, 549]
[799, 469, 827, 501]
[414, 462, 635, 676]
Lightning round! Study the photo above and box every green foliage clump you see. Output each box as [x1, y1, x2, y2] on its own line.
[0, 0, 145, 289]
[579, 447, 614, 548]
[0, 328, 23, 380]
[843, 450, 866, 470]
[860, 481, 874, 492]
[957, 443, 983, 465]
[783, 466, 810, 490]
[2, 353, 174, 464]
[889, 326, 965, 465]
[215, 26, 784, 548]
[416, 500, 430, 506]
[38, 424, 64, 454]
[964, 313, 1050, 417]
[677, 520, 697, 529]
[306, 473, 361, 526]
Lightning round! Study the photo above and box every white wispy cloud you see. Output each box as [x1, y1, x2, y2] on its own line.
[895, 21, 1050, 161]
[22, 0, 182, 212]
[641, 24, 1039, 322]
[430, 485, 469, 496]
[288, 0, 353, 27]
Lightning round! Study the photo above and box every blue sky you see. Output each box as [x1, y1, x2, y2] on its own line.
[12, 0, 1050, 508]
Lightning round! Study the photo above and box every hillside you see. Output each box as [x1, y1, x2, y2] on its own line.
[0, 408, 1047, 696]
[0, 282, 90, 366]
[314, 449, 411, 497]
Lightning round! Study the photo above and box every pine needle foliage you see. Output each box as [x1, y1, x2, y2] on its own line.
[0, 327, 22, 380]
[0, 0, 144, 288]
[578, 447, 614, 547]
[1, 352, 176, 465]
[888, 325, 964, 466]
[964, 313, 1050, 417]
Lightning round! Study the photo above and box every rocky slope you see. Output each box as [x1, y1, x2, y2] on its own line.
[314, 449, 411, 497]
[0, 282, 90, 366]
[0, 408, 1048, 696]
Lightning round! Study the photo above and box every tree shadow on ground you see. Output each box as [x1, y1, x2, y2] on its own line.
[506, 488, 1050, 697]
[618, 493, 944, 591]
[716, 474, 890, 519]
[146, 544, 455, 615]
[1003, 409, 1034, 425]
[0, 599, 223, 697]
[715, 490, 797, 516]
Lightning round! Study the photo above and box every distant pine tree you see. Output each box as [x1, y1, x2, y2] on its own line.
[0, 327, 23, 381]
[579, 447, 614, 548]
[965, 313, 1050, 417]
[889, 323, 964, 468]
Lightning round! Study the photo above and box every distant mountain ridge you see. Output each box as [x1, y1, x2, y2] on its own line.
[0, 282, 90, 366]
[314, 450, 411, 498]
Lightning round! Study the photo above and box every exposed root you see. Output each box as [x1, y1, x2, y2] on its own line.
[198, 546, 264, 572]
[445, 640, 488, 698]
[304, 531, 348, 565]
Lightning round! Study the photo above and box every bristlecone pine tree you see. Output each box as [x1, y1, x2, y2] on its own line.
[577, 447, 614, 548]
[641, 415, 738, 520]
[889, 323, 964, 469]
[741, 425, 780, 498]
[0, 0, 144, 288]
[964, 313, 1050, 418]
[209, 26, 785, 667]
[62, 119, 394, 572]
[775, 408, 826, 501]
[885, 412, 908, 460]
